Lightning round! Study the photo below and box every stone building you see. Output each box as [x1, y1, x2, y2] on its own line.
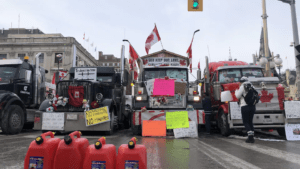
[97, 51, 130, 71]
[0, 28, 98, 82]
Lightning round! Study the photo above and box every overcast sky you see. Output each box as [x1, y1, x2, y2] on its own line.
[1, 0, 300, 80]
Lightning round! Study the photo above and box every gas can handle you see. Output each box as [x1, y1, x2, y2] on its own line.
[130, 137, 137, 145]
[98, 137, 106, 145]
[41, 131, 55, 139]
[69, 131, 81, 139]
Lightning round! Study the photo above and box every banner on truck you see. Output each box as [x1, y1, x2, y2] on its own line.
[85, 106, 110, 126]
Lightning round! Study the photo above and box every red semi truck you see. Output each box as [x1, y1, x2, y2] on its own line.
[201, 56, 286, 136]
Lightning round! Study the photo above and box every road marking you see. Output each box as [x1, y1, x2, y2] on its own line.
[189, 139, 261, 169]
[219, 137, 300, 166]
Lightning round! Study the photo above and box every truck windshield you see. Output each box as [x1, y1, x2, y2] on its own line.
[0, 65, 18, 82]
[242, 68, 264, 78]
[219, 68, 264, 83]
[219, 69, 241, 83]
[97, 76, 112, 82]
[144, 68, 188, 81]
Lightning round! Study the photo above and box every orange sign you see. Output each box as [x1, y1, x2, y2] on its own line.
[142, 120, 166, 137]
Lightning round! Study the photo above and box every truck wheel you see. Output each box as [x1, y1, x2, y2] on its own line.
[218, 110, 231, 137]
[277, 128, 286, 137]
[106, 109, 117, 135]
[1, 105, 25, 134]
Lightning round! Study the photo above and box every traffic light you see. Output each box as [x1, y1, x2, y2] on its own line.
[295, 45, 300, 62]
[188, 0, 203, 11]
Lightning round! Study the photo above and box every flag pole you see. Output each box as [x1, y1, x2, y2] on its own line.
[155, 23, 164, 50]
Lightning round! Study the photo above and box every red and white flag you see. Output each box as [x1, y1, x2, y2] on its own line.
[83, 33, 85, 40]
[145, 25, 161, 54]
[198, 61, 200, 69]
[129, 44, 140, 80]
[59, 70, 68, 80]
[187, 38, 194, 73]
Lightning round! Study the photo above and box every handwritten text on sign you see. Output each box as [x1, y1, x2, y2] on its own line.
[152, 79, 175, 96]
[85, 106, 110, 126]
[42, 113, 64, 130]
[230, 102, 242, 120]
[174, 121, 198, 138]
[166, 111, 189, 129]
[285, 101, 300, 119]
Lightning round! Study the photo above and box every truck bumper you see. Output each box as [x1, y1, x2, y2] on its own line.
[229, 113, 285, 129]
[132, 109, 205, 126]
[33, 111, 111, 132]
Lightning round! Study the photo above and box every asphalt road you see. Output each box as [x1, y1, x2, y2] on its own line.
[0, 129, 300, 169]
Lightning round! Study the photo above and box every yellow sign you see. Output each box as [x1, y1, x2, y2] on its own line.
[166, 111, 189, 129]
[188, 0, 203, 12]
[85, 106, 110, 126]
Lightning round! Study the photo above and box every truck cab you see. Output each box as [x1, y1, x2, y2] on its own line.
[202, 57, 285, 136]
[0, 54, 47, 134]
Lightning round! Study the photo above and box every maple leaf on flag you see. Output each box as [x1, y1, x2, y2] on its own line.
[180, 60, 186, 66]
[259, 90, 274, 103]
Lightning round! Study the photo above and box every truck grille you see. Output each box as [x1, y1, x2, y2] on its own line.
[56, 81, 93, 112]
[149, 96, 186, 109]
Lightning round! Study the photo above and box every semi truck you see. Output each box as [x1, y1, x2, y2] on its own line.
[131, 50, 203, 135]
[33, 46, 132, 134]
[0, 53, 47, 134]
[201, 56, 286, 136]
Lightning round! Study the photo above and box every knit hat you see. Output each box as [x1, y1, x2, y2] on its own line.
[240, 76, 248, 82]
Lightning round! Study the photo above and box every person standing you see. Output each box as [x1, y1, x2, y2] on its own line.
[235, 77, 256, 143]
[202, 93, 212, 134]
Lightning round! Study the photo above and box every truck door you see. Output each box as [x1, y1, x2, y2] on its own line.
[17, 63, 33, 105]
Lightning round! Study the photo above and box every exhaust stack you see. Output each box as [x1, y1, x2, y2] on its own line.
[34, 53, 42, 105]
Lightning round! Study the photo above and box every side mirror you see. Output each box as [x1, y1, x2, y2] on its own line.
[25, 70, 32, 83]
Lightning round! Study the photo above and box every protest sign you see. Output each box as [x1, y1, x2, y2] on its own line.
[285, 101, 300, 119]
[85, 106, 110, 126]
[153, 79, 175, 96]
[142, 120, 166, 136]
[174, 121, 198, 138]
[166, 111, 189, 129]
[42, 113, 64, 130]
[285, 123, 300, 141]
[230, 102, 242, 119]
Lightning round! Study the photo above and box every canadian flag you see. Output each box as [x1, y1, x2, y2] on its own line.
[198, 61, 200, 69]
[59, 70, 68, 80]
[187, 38, 194, 73]
[145, 25, 161, 54]
[129, 44, 139, 80]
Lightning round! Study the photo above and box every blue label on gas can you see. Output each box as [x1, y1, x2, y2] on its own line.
[91, 161, 106, 169]
[125, 160, 139, 169]
[29, 156, 44, 169]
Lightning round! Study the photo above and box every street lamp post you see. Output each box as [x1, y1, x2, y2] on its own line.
[278, 0, 300, 98]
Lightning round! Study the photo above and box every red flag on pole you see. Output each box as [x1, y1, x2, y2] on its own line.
[145, 25, 161, 54]
[129, 44, 140, 80]
[52, 73, 56, 84]
[186, 39, 193, 73]
[198, 61, 200, 69]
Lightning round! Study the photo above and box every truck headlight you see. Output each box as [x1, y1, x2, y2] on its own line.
[193, 96, 200, 102]
[136, 96, 142, 101]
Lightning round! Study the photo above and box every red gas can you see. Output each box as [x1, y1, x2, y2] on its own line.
[83, 137, 116, 169]
[53, 131, 89, 169]
[24, 131, 60, 169]
[116, 137, 147, 169]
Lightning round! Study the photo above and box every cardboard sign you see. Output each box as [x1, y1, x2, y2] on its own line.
[74, 68, 97, 81]
[230, 102, 242, 119]
[42, 113, 64, 130]
[166, 111, 189, 129]
[285, 123, 300, 141]
[285, 101, 300, 119]
[175, 82, 186, 94]
[153, 79, 175, 96]
[142, 120, 166, 136]
[174, 121, 198, 138]
[85, 106, 110, 126]
[144, 79, 155, 95]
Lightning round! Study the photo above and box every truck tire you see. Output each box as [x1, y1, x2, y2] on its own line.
[277, 128, 286, 137]
[106, 108, 117, 135]
[1, 105, 25, 134]
[218, 110, 232, 137]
